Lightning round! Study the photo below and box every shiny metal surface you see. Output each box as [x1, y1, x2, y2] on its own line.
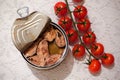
[23, 22, 69, 69]
[11, 11, 69, 69]
[11, 11, 51, 52]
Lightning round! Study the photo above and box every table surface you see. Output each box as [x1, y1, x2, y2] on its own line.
[0, 0, 120, 80]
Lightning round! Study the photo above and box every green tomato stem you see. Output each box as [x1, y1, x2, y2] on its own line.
[64, 0, 99, 60]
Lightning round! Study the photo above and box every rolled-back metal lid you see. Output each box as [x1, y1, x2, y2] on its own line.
[11, 11, 51, 52]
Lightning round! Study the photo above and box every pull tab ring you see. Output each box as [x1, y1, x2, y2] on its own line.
[17, 7, 29, 18]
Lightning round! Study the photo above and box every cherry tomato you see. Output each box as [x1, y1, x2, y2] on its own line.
[54, 2, 68, 17]
[72, 44, 85, 59]
[89, 59, 101, 74]
[66, 29, 78, 44]
[101, 53, 114, 66]
[82, 32, 96, 45]
[73, 5, 87, 19]
[91, 43, 104, 57]
[58, 16, 72, 31]
[73, 0, 82, 3]
[77, 18, 91, 32]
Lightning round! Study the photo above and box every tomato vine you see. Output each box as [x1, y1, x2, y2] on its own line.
[54, 0, 115, 74]
[64, 0, 98, 59]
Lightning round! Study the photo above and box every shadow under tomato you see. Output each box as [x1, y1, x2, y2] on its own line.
[102, 62, 115, 69]
[28, 47, 74, 80]
[90, 68, 102, 76]
[69, 38, 79, 46]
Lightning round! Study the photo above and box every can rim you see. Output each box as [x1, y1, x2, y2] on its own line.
[21, 22, 69, 69]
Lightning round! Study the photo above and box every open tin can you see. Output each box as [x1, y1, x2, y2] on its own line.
[11, 7, 69, 69]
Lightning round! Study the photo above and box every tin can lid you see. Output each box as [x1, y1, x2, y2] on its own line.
[11, 10, 51, 52]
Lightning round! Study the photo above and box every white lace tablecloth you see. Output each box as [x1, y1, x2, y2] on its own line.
[0, 0, 120, 80]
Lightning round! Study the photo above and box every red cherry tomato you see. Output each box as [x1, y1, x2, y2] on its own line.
[82, 32, 96, 45]
[54, 2, 68, 17]
[72, 44, 85, 59]
[66, 29, 78, 44]
[58, 16, 72, 31]
[73, 5, 87, 19]
[73, 0, 82, 3]
[91, 43, 104, 57]
[101, 53, 114, 66]
[89, 59, 101, 74]
[77, 18, 91, 32]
